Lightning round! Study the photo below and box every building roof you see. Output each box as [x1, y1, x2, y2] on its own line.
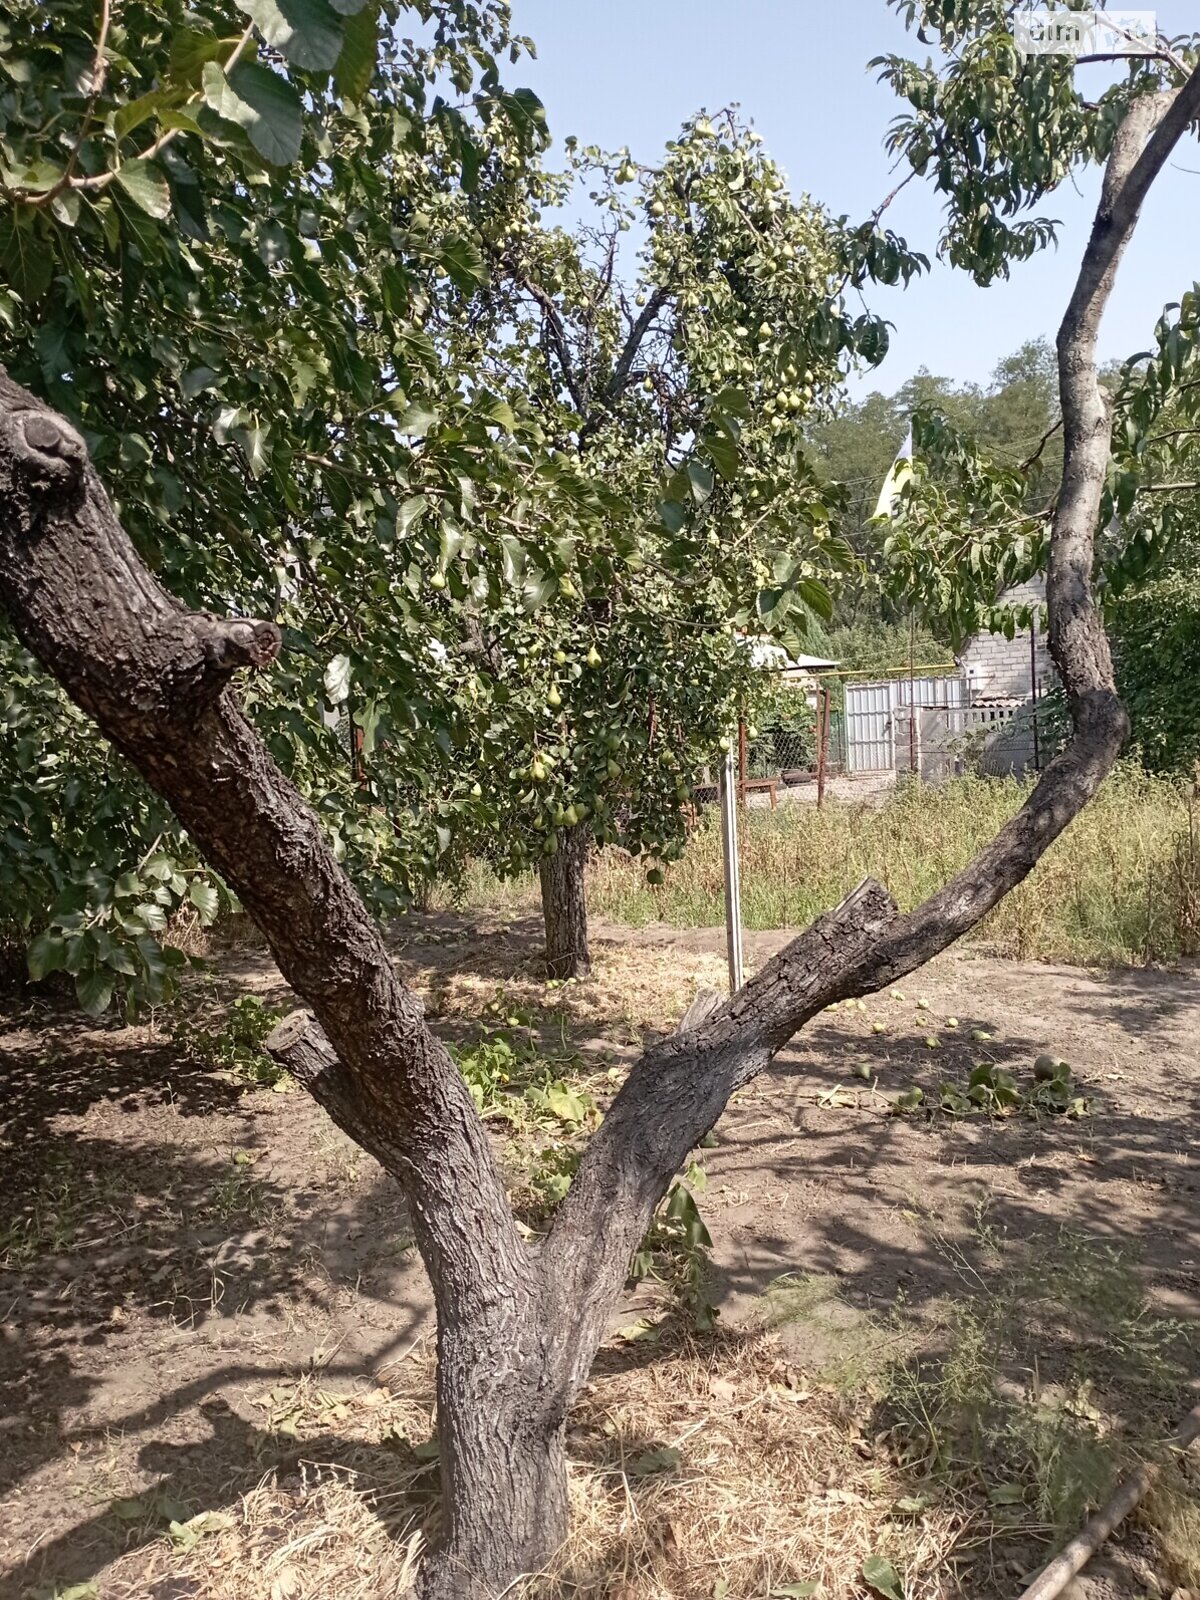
[743, 637, 839, 673]
[785, 652, 842, 671]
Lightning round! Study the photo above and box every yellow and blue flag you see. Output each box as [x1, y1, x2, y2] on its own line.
[872, 423, 913, 520]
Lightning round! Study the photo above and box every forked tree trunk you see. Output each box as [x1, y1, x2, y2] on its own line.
[262, 1013, 574, 1596]
[538, 822, 591, 978]
[1, 63, 1195, 1600]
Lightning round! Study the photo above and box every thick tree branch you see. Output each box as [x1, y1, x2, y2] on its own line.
[0, 369, 551, 1596]
[503, 260, 586, 413]
[605, 286, 672, 403]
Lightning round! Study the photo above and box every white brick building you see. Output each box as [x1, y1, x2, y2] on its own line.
[958, 576, 1053, 702]
[956, 576, 1054, 774]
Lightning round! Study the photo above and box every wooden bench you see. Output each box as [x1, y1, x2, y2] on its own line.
[738, 777, 779, 809]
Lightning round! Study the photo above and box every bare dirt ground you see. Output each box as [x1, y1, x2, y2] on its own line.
[2, 916, 1198, 1600]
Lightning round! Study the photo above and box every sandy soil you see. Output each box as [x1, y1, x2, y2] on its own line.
[2, 916, 1197, 1600]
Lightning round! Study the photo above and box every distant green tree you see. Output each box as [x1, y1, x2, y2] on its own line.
[809, 338, 1061, 651]
[823, 618, 950, 675]
[1112, 559, 1200, 774]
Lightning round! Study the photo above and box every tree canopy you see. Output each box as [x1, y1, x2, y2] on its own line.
[1, 1, 932, 1001]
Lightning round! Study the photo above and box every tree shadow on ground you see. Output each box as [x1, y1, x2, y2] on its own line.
[6, 934, 1200, 1598]
[0, 1001, 435, 1594]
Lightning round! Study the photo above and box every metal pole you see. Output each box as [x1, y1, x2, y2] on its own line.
[816, 688, 829, 809]
[719, 739, 745, 995]
[908, 612, 918, 779]
[1030, 617, 1041, 773]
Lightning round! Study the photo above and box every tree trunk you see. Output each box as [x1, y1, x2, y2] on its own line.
[420, 1352, 570, 1599]
[539, 822, 591, 978]
[264, 1012, 570, 1600]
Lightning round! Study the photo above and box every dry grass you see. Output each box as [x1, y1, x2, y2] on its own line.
[102, 1368, 437, 1600]
[37, 1221, 1198, 1600]
[1146, 1473, 1200, 1589]
[544, 1330, 971, 1600]
[107, 1471, 426, 1600]
[450, 767, 1200, 968]
[412, 933, 730, 1042]
[97, 1331, 971, 1600]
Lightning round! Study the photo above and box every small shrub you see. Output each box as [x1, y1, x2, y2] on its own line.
[631, 1161, 717, 1329]
[182, 994, 287, 1086]
[913, 1057, 1090, 1120]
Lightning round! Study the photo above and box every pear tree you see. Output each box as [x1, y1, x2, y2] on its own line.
[426, 108, 922, 974]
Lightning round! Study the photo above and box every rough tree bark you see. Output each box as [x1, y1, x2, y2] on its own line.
[538, 821, 591, 978]
[1, 65, 1195, 1600]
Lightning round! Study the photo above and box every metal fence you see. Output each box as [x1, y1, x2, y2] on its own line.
[692, 672, 1041, 812]
[844, 675, 969, 773]
[746, 724, 816, 782]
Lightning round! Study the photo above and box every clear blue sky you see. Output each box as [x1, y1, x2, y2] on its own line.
[508, 0, 1200, 397]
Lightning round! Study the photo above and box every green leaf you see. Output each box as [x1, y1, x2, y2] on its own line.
[114, 89, 184, 141]
[0, 215, 53, 301]
[394, 400, 438, 437]
[396, 494, 428, 537]
[659, 499, 686, 533]
[115, 160, 172, 220]
[168, 1510, 234, 1550]
[628, 1445, 681, 1478]
[202, 61, 303, 166]
[170, 29, 242, 86]
[49, 187, 81, 228]
[686, 459, 714, 505]
[770, 1586, 818, 1598]
[439, 518, 465, 565]
[703, 429, 739, 480]
[988, 1481, 1027, 1506]
[522, 568, 558, 612]
[103, 945, 141, 977]
[544, 1082, 586, 1122]
[182, 366, 220, 400]
[234, 424, 270, 478]
[440, 235, 488, 292]
[27, 929, 65, 982]
[188, 880, 220, 925]
[476, 394, 515, 430]
[237, 0, 345, 73]
[15, 159, 66, 194]
[795, 576, 834, 622]
[356, 697, 383, 757]
[134, 902, 169, 933]
[500, 535, 526, 586]
[497, 87, 549, 151]
[862, 1555, 905, 1600]
[333, 2, 378, 99]
[76, 968, 115, 1017]
[614, 1317, 661, 1343]
[111, 1495, 149, 1521]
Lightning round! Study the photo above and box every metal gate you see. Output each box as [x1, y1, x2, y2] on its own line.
[844, 675, 968, 773]
[844, 680, 895, 772]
